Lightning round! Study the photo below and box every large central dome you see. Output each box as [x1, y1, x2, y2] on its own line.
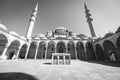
[54, 27, 68, 35]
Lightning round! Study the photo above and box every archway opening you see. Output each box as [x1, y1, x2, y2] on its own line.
[103, 40, 117, 61]
[86, 42, 96, 60]
[67, 41, 76, 59]
[19, 44, 27, 59]
[57, 41, 66, 53]
[0, 34, 8, 56]
[47, 41, 55, 59]
[6, 40, 20, 59]
[117, 36, 120, 51]
[27, 42, 37, 59]
[37, 41, 46, 59]
[95, 44, 104, 61]
[76, 42, 85, 60]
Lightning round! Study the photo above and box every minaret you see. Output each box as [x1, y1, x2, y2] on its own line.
[84, 3, 96, 37]
[25, 3, 38, 39]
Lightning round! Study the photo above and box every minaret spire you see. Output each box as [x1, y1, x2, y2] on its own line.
[25, 3, 38, 39]
[84, 3, 96, 37]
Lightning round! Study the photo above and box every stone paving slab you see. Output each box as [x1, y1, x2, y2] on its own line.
[0, 60, 120, 80]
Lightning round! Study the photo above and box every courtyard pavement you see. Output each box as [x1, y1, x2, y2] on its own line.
[0, 60, 120, 80]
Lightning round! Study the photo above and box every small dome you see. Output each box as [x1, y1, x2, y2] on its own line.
[36, 34, 45, 38]
[9, 31, 19, 36]
[0, 23, 8, 30]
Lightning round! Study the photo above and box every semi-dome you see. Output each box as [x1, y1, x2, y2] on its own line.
[0, 23, 8, 30]
[34, 34, 47, 39]
[9, 31, 19, 36]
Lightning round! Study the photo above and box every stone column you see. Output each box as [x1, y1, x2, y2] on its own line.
[25, 44, 30, 60]
[16, 45, 22, 59]
[74, 43, 78, 59]
[1, 47, 8, 59]
[1, 43, 10, 60]
[65, 42, 68, 53]
[84, 46, 87, 61]
[45, 41, 48, 59]
[34, 42, 39, 60]
[55, 42, 57, 53]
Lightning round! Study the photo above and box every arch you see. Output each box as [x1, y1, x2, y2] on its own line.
[18, 44, 27, 59]
[67, 41, 76, 59]
[27, 42, 37, 59]
[46, 41, 55, 59]
[76, 42, 85, 60]
[95, 44, 104, 60]
[56, 41, 66, 53]
[103, 40, 117, 61]
[0, 34, 8, 56]
[6, 40, 20, 59]
[117, 36, 120, 52]
[37, 41, 46, 59]
[86, 42, 96, 60]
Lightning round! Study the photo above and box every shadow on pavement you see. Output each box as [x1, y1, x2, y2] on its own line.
[43, 62, 51, 65]
[0, 72, 39, 80]
[86, 60, 120, 67]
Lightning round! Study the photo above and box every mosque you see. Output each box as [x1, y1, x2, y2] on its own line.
[0, 3, 120, 62]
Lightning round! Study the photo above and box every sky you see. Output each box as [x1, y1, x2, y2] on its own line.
[0, 0, 120, 37]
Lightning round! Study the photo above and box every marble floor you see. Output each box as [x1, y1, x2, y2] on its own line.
[0, 60, 120, 80]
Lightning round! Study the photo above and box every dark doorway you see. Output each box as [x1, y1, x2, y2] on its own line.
[58, 46, 64, 53]
[8, 52, 14, 59]
[19, 44, 27, 59]
[37, 41, 46, 59]
[86, 42, 96, 60]
[57, 41, 66, 53]
[47, 41, 55, 59]
[76, 42, 85, 60]
[95, 44, 104, 60]
[103, 40, 117, 61]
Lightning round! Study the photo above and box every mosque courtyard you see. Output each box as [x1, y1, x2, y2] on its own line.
[0, 60, 120, 80]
